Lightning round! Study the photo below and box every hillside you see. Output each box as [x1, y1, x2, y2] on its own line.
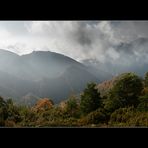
[0, 49, 101, 104]
[81, 59, 113, 81]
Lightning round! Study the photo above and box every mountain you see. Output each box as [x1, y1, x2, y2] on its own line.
[21, 51, 85, 81]
[0, 49, 100, 104]
[19, 93, 40, 106]
[81, 59, 113, 82]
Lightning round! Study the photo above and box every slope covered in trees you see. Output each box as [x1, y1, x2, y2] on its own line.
[0, 72, 148, 127]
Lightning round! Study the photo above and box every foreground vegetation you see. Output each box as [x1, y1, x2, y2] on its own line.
[1, 72, 148, 127]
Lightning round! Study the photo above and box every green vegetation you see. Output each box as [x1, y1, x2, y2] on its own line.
[80, 83, 101, 115]
[104, 73, 143, 112]
[144, 72, 148, 87]
[0, 72, 148, 127]
[137, 95, 148, 112]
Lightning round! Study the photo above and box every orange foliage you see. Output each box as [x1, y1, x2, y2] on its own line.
[33, 98, 54, 112]
[96, 75, 122, 97]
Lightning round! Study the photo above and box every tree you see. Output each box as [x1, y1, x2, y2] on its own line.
[18, 105, 37, 125]
[65, 95, 80, 118]
[104, 73, 143, 112]
[6, 99, 22, 123]
[144, 72, 148, 87]
[0, 96, 8, 126]
[80, 82, 101, 115]
[33, 98, 54, 112]
[137, 95, 148, 112]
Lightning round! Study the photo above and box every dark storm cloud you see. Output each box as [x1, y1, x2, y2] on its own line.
[74, 26, 92, 46]
[71, 21, 102, 46]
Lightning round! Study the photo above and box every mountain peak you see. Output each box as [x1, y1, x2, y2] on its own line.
[0, 48, 101, 104]
[0, 49, 19, 57]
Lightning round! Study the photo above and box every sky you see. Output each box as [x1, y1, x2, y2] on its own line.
[0, 21, 148, 65]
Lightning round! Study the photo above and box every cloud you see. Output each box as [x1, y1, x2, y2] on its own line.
[24, 21, 122, 61]
[1, 21, 148, 76]
[111, 21, 148, 41]
[23, 21, 148, 76]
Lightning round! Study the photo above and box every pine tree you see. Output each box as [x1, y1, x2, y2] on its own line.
[80, 83, 101, 115]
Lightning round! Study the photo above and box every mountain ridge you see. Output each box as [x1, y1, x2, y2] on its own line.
[0, 49, 101, 104]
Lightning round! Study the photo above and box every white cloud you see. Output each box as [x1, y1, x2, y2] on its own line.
[0, 20, 148, 71]
[0, 28, 12, 38]
[106, 48, 120, 60]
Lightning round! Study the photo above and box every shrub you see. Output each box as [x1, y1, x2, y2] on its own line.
[79, 108, 106, 125]
[5, 120, 16, 127]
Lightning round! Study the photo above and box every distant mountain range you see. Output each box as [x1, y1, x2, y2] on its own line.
[0, 49, 104, 105]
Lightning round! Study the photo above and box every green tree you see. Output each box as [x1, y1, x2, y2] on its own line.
[104, 73, 143, 112]
[144, 72, 148, 87]
[137, 95, 148, 112]
[80, 82, 101, 115]
[6, 99, 22, 123]
[0, 96, 8, 126]
[65, 95, 80, 118]
[66, 96, 77, 111]
[18, 105, 37, 127]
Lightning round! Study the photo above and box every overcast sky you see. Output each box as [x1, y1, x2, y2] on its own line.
[0, 21, 148, 63]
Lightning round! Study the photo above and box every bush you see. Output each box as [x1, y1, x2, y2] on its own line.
[109, 107, 148, 127]
[5, 120, 16, 127]
[109, 107, 135, 125]
[79, 109, 106, 125]
[6, 99, 22, 123]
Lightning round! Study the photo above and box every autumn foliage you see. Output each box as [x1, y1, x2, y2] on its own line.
[33, 98, 54, 112]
